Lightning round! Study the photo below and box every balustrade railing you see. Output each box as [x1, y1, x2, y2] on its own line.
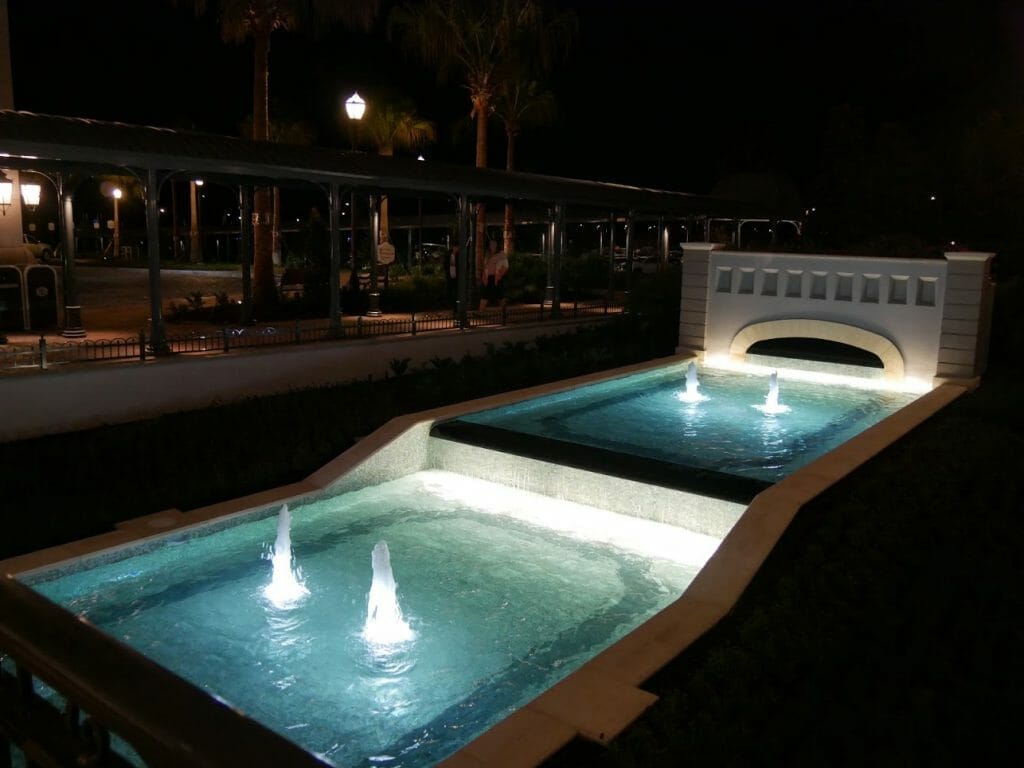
[0, 300, 622, 373]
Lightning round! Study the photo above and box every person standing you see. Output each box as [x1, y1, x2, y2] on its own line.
[479, 239, 509, 311]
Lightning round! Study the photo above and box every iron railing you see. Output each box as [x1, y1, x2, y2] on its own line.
[0, 300, 623, 373]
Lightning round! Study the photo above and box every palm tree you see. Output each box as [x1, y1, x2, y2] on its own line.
[240, 114, 316, 266]
[493, 79, 556, 254]
[389, 0, 575, 280]
[180, 0, 381, 314]
[358, 96, 436, 242]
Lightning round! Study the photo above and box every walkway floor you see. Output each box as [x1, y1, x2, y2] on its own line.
[2, 264, 598, 346]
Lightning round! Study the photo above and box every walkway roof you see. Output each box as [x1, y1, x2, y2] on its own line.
[0, 110, 793, 220]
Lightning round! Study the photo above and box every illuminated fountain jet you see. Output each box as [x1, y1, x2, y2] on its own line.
[263, 503, 310, 608]
[753, 370, 791, 415]
[676, 361, 707, 403]
[363, 541, 415, 645]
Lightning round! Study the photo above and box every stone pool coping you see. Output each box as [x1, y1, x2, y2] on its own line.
[0, 354, 975, 767]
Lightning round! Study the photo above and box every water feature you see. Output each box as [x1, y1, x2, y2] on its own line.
[263, 503, 309, 609]
[363, 540, 415, 646]
[16, 358, 925, 767]
[751, 370, 791, 416]
[433, 359, 918, 492]
[676, 361, 707, 403]
[24, 471, 715, 767]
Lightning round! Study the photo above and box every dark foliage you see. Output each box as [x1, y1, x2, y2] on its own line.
[0, 315, 673, 561]
[545, 370, 1024, 767]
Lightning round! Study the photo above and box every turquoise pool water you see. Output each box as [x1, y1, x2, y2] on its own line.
[433, 360, 918, 495]
[24, 471, 717, 767]
[18, 360, 921, 767]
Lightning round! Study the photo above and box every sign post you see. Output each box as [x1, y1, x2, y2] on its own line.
[377, 241, 396, 290]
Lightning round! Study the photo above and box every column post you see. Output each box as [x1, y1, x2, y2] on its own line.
[676, 242, 721, 357]
[937, 251, 995, 380]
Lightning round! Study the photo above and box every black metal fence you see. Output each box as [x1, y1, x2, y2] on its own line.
[0, 300, 623, 373]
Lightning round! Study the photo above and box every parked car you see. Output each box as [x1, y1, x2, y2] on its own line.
[23, 234, 56, 263]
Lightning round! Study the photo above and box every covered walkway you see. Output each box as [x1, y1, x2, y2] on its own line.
[0, 110, 796, 346]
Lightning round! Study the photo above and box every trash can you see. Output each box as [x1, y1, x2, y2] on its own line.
[0, 265, 26, 331]
[25, 265, 60, 330]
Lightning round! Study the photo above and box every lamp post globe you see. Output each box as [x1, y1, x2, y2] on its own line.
[345, 92, 366, 121]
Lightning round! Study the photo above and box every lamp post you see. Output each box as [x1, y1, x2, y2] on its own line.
[344, 92, 374, 313]
[111, 187, 122, 259]
[190, 178, 203, 263]
[17, 170, 87, 336]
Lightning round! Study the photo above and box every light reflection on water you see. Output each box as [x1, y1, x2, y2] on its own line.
[454, 360, 918, 483]
[27, 471, 711, 767]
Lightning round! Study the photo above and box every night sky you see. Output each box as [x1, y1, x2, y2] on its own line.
[6, 0, 1021, 202]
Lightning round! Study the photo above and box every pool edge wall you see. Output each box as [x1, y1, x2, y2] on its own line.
[0, 355, 970, 768]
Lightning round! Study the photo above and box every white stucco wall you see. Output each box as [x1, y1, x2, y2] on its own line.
[677, 245, 994, 386]
[705, 250, 947, 381]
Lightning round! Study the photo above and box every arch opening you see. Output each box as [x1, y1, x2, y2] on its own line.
[747, 338, 884, 369]
[728, 319, 905, 379]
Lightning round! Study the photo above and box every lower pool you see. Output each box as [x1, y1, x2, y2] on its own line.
[23, 471, 718, 767]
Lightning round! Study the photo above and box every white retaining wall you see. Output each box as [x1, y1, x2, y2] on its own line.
[0, 320, 592, 442]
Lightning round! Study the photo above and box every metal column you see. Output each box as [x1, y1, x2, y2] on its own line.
[145, 168, 167, 353]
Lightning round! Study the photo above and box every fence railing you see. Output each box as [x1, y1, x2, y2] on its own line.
[0, 300, 623, 373]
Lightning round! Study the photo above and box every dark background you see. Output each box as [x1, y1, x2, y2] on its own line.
[7, 0, 1023, 258]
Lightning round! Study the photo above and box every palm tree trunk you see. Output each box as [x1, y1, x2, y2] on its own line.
[473, 94, 490, 281]
[504, 130, 517, 255]
[272, 186, 282, 266]
[251, 27, 276, 311]
[170, 180, 179, 259]
[377, 149, 394, 244]
[189, 180, 201, 263]
[380, 195, 390, 243]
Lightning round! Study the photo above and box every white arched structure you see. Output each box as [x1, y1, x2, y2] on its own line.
[677, 245, 994, 387]
[728, 319, 905, 379]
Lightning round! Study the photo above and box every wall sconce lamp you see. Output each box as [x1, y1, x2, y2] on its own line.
[20, 181, 41, 212]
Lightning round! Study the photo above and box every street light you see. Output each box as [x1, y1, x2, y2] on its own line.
[112, 187, 122, 259]
[190, 178, 204, 263]
[345, 92, 366, 121]
[343, 92, 368, 310]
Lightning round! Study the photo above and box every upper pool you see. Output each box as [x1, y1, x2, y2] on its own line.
[431, 358, 920, 502]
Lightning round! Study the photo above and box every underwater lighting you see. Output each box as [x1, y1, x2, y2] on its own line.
[703, 354, 932, 394]
[419, 472, 721, 567]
